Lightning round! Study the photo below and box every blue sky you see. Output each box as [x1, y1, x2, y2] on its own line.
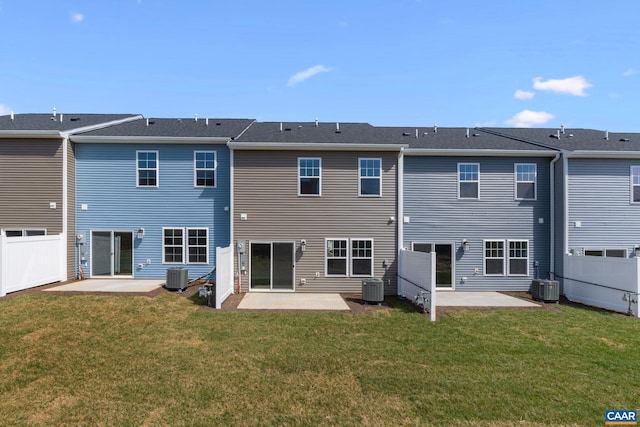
[1, 0, 639, 130]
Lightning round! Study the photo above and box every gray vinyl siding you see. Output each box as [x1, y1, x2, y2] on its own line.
[403, 156, 551, 291]
[567, 158, 640, 256]
[0, 139, 64, 235]
[233, 150, 398, 294]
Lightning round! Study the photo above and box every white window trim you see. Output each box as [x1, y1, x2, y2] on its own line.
[358, 158, 382, 197]
[136, 150, 159, 188]
[631, 166, 640, 204]
[514, 163, 537, 201]
[458, 162, 480, 200]
[325, 238, 348, 277]
[162, 227, 210, 265]
[507, 239, 529, 276]
[298, 157, 322, 197]
[483, 239, 505, 276]
[187, 227, 209, 264]
[350, 238, 374, 277]
[194, 151, 217, 188]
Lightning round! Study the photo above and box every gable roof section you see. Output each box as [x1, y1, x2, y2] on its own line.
[403, 127, 558, 156]
[481, 127, 640, 158]
[230, 121, 407, 151]
[0, 113, 142, 138]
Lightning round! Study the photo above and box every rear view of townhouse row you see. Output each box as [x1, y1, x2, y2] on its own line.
[2, 111, 640, 297]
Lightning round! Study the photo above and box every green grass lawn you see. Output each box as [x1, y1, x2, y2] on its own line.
[0, 294, 638, 426]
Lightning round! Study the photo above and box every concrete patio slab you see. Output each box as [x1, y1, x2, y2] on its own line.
[44, 279, 164, 293]
[238, 293, 350, 310]
[436, 291, 539, 307]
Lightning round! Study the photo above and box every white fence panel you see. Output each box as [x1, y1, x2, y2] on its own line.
[0, 234, 64, 297]
[563, 255, 640, 317]
[215, 246, 234, 309]
[398, 249, 436, 321]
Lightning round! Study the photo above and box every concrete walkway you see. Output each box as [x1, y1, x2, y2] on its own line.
[436, 291, 539, 307]
[44, 279, 164, 293]
[238, 293, 350, 311]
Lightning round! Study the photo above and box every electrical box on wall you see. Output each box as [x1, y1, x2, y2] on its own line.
[237, 241, 245, 254]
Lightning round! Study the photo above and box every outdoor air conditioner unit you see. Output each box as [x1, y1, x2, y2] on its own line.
[362, 279, 384, 304]
[530, 279, 559, 302]
[166, 268, 188, 291]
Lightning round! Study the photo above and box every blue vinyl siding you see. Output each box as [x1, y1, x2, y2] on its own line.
[567, 158, 640, 255]
[75, 143, 230, 279]
[403, 156, 551, 291]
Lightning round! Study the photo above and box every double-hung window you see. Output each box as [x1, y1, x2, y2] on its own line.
[458, 163, 479, 199]
[163, 227, 209, 264]
[137, 151, 158, 187]
[631, 166, 640, 203]
[325, 238, 374, 277]
[194, 151, 216, 187]
[299, 158, 321, 196]
[359, 158, 381, 196]
[515, 164, 537, 200]
[326, 239, 348, 276]
[484, 240, 529, 276]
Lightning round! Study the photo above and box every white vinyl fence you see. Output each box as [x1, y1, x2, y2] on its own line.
[563, 255, 640, 317]
[398, 249, 436, 321]
[215, 246, 234, 309]
[0, 234, 65, 297]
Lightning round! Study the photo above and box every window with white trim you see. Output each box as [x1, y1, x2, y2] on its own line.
[484, 240, 504, 275]
[631, 166, 640, 203]
[137, 151, 158, 187]
[326, 239, 348, 276]
[351, 239, 373, 276]
[515, 164, 537, 200]
[2, 228, 47, 237]
[508, 240, 529, 276]
[194, 151, 216, 187]
[299, 158, 321, 196]
[163, 227, 209, 264]
[458, 163, 479, 199]
[359, 158, 381, 196]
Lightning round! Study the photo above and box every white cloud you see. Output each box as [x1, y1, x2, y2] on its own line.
[623, 68, 639, 77]
[532, 75, 592, 96]
[71, 13, 84, 23]
[505, 110, 555, 128]
[287, 65, 333, 87]
[514, 89, 535, 100]
[0, 104, 10, 116]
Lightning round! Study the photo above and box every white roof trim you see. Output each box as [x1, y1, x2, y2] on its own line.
[569, 150, 640, 159]
[0, 130, 62, 139]
[404, 149, 558, 157]
[71, 135, 230, 144]
[228, 142, 407, 151]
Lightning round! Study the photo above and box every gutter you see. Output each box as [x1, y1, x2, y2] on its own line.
[397, 147, 404, 295]
[549, 151, 562, 280]
[404, 148, 558, 157]
[0, 130, 62, 139]
[227, 142, 407, 151]
[569, 150, 640, 159]
[71, 135, 230, 144]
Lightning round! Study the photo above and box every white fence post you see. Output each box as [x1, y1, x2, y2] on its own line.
[0, 233, 5, 297]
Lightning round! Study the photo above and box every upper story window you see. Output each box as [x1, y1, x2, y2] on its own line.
[194, 151, 216, 188]
[137, 151, 158, 187]
[359, 158, 381, 196]
[458, 163, 479, 199]
[515, 164, 537, 200]
[631, 166, 640, 203]
[298, 158, 321, 196]
[3, 228, 47, 237]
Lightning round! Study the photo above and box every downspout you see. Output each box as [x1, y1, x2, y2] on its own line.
[549, 151, 561, 278]
[563, 151, 570, 256]
[229, 147, 238, 294]
[397, 147, 404, 295]
[61, 134, 69, 282]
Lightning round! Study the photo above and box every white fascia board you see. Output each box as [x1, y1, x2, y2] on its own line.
[62, 115, 144, 137]
[71, 135, 230, 144]
[228, 142, 407, 151]
[0, 130, 62, 139]
[569, 150, 640, 159]
[404, 149, 558, 157]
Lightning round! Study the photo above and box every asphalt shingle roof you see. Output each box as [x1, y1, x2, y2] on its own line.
[78, 117, 255, 139]
[0, 113, 139, 132]
[401, 127, 554, 151]
[482, 127, 640, 151]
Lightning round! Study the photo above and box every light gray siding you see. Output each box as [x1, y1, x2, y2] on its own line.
[233, 150, 398, 294]
[403, 156, 551, 291]
[567, 158, 640, 255]
[0, 139, 63, 235]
